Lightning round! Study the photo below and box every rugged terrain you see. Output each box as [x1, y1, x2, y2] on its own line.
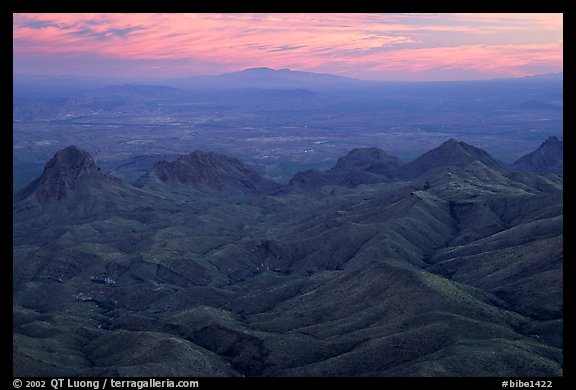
[13, 138, 563, 377]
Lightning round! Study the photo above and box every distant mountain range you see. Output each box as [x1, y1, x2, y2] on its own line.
[12, 67, 361, 92]
[156, 67, 363, 90]
[14, 68, 564, 92]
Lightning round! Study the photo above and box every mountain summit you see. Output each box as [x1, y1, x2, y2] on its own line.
[139, 150, 280, 195]
[43, 145, 95, 176]
[403, 138, 509, 178]
[13, 146, 153, 223]
[288, 147, 402, 191]
[331, 147, 402, 174]
[171, 67, 360, 90]
[513, 136, 563, 176]
[16, 145, 104, 201]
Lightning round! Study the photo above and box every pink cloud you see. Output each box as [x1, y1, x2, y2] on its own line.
[350, 42, 563, 78]
[13, 13, 563, 80]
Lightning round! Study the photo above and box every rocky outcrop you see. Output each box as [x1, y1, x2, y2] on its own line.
[513, 136, 563, 176]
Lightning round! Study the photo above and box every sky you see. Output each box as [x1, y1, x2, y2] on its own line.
[13, 13, 563, 81]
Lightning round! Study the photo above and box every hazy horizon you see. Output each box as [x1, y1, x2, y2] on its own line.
[12, 67, 565, 85]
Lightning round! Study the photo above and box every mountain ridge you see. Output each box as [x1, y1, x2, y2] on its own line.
[16, 137, 560, 200]
[136, 150, 281, 195]
[402, 138, 511, 179]
[14, 69, 563, 88]
[168, 67, 363, 90]
[513, 136, 563, 176]
[13, 137, 563, 377]
[15, 145, 109, 202]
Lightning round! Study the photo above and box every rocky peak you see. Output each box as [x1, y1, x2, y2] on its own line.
[438, 138, 482, 154]
[149, 150, 280, 194]
[332, 147, 402, 173]
[404, 139, 509, 178]
[542, 136, 562, 148]
[16, 145, 103, 201]
[43, 145, 96, 179]
[513, 136, 563, 176]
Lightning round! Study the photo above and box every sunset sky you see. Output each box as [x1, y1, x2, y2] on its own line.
[13, 13, 563, 81]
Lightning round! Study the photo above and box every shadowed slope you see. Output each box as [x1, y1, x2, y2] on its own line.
[13, 146, 171, 227]
[513, 136, 563, 176]
[13, 140, 563, 377]
[403, 138, 510, 179]
[136, 150, 280, 195]
[288, 147, 403, 191]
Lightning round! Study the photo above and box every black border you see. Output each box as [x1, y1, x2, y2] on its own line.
[8, 2, 570, 13]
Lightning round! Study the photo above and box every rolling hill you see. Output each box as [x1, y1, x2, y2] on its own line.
[13, 138, 563, 377]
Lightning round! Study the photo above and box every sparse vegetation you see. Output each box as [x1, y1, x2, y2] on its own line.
[13, 139, 562, 377]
